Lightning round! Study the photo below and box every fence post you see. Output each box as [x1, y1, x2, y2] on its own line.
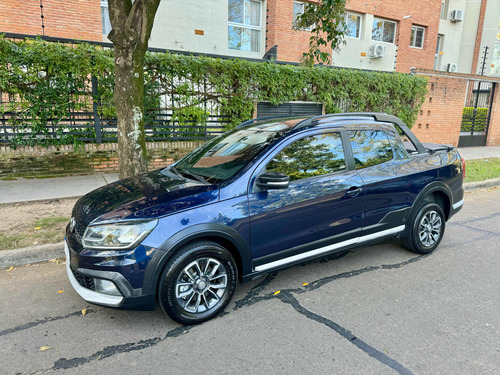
[91, 74, 102, 144]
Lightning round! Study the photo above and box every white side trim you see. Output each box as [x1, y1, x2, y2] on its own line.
[64, 242, 124, 307]
[453, 199, 464, 210]
[254, 225, 405, 272]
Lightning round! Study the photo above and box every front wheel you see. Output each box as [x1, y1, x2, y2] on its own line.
[158, 241, 237, 324]
[402, 202, 446, 254]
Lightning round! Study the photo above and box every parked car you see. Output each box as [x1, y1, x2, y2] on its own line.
[65, 113, 465, 324]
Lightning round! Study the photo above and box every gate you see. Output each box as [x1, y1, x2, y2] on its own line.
[458, 81, 496, 147]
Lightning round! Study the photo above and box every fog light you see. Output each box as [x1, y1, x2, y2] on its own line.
[94, 279, 121, 296]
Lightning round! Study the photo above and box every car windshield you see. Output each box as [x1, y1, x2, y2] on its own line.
[174, 118, 305, 183]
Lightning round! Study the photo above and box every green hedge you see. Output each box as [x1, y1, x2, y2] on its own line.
[0, 36, 428, 147]
[461, 107, 488, 131]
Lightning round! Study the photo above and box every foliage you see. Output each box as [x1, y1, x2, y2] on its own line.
[0, 36, 428, 147]
[295, 0, 347, 65]
[461, 107, 488, 131]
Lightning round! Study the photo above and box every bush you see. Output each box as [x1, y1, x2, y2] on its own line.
[0, 36, 428, 147]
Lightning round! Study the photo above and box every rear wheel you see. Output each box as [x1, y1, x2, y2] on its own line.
[402, 202, 445, 254]
[158, 240, 237, 324]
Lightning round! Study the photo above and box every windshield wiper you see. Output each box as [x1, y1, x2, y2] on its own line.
[169, 166, 186, 181]
[176, 169, 209, 184]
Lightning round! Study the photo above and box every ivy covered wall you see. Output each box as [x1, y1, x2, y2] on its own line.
[0, 36, 428, 147]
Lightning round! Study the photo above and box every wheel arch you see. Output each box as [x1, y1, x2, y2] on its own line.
[142, 224, 251, 295]
[411, 181, 453, 221]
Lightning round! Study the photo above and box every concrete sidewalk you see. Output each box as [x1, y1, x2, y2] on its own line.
[457, 146, 500, 160]
[0, 173, 118, 205]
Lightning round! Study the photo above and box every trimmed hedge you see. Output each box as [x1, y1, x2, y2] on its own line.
[0, 36, 428, 147]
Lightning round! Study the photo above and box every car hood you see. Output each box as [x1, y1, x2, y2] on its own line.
[72, 168, 219, 226]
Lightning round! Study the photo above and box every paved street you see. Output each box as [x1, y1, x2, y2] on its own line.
[1, 188, 499, 375]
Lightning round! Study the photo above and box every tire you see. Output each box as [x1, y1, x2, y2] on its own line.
[402, 202, 446, 254]
[158, 240, 237, 325]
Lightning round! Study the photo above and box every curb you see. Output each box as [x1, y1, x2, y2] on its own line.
[463, 177, 500, 192]
[0, 242, 65, 269]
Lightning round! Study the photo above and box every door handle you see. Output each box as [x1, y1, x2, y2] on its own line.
[347, 186, 362, 198]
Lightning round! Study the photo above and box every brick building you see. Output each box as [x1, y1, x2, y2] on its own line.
[0, 0, 102, 42]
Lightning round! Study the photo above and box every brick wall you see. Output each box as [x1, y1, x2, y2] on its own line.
[412, 69, 500, 147]
[486, 87, 500, 146]
[0, 141, 203, 178]
[347, 0, 441, 73]
[412, 74, 468, 146]
[266, 0, 441, 72]
[0, 0, 102, 41]
[265, 0, 330, 62]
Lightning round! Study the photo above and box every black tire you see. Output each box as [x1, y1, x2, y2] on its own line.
[402, 202, 446, 254]
[158, 240, 237, 325]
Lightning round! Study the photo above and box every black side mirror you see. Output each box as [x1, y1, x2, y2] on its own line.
[256, 171, 290, 190]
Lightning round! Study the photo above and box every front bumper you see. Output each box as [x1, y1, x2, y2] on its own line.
[64, 241, 156, 310]
[65, 242, 124, 307]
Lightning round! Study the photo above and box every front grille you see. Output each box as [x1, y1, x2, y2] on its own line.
[74, 219, 86, 239]
[70, 265, 95, 290]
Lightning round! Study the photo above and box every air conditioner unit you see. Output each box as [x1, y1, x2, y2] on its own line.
[369, 44, 386, 58]
[450, 9, 464, 22]
[447, 63, 458, 72]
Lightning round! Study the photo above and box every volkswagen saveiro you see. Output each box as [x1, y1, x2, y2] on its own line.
[65, 113, 465, 324]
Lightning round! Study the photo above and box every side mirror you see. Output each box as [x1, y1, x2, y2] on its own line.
[256, 171, 290, 190]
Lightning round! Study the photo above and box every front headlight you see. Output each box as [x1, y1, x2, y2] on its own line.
[82, 220, 158, 249]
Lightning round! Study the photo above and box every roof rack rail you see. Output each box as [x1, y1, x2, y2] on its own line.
[293, 112, 426, 154]
[236, 116, 292, 128]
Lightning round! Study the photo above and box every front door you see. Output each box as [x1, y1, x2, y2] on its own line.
[248, 131, 365, 271]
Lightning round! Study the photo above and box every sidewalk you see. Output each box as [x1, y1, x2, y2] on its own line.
[457, 146, 500, 160]
[0, 173, 118, 205]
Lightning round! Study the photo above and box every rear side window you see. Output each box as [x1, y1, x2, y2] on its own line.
[266, 133, 346, 181]
[348, 129, 393, 169]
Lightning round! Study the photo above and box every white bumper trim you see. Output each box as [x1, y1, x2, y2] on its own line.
[453, 199, 464, 210]
[64, 242, 124, 307]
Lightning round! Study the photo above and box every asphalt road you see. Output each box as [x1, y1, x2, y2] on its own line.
[1, 188, 499, 375]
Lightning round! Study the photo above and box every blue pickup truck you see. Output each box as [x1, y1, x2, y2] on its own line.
[65, 113, 465, 324]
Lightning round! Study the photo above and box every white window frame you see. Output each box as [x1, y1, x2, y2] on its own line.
[410, 25, 425, 49]
[440, 0, 449, 20]
[371, 17, 397, 44]
[101, 0, 112, 36]
[228, 0, 263, 52]
[293, 2, 313, 31]
[344, 12, 362, 39]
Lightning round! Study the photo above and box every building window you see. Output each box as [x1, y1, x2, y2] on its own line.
[101, 0, 112, 35]
[410, 26, 425, 48]
[228, 0, 262, 52]
[434, 34, 444, 69]
[345, 12, 361, 38]
[372, 18, 396, 43]
[293, 2, 314, 31]
[440, 0, 449, 20]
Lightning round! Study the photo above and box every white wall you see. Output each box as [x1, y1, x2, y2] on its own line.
[149, 0, 266, 59]
[437, 0, 468, 72]
[333, 14, 397, 72]
[476, 0, 500, 75]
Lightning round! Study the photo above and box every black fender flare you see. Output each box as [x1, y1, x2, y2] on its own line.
[141, 223, 251, 295]
[408, 181, 453, 224]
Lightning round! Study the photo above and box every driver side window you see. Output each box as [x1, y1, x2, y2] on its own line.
[266, 133, 346, 181]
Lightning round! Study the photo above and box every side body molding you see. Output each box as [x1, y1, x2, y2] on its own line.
[141, 223, 252, 294]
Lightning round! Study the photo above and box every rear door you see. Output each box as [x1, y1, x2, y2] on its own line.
[248, 130, 365, 272]
[347, 125, 413, 237]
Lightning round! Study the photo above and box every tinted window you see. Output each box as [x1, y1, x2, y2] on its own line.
[348, 130, 393, 169]
[266, 133, 346, 181]
[175, 120, 298, 182]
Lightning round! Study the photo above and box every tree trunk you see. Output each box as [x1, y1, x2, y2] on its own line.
[107, 0, 161, 179]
